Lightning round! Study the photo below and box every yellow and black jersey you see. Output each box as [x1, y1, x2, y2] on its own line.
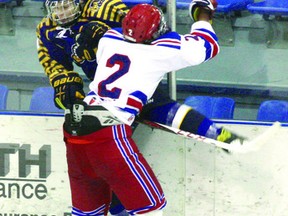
[36, 0, 129, 81]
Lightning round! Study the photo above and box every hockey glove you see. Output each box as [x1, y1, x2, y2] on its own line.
[189, 0, 218, 23]
[50, 71, 85, 109]
[71, 21, 110, 64]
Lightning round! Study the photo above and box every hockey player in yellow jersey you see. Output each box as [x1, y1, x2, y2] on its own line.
[36, 0, 129, 109]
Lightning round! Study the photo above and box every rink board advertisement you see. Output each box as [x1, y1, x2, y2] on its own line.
[0, 113, 288, 216]
[0, 114, 71, 216]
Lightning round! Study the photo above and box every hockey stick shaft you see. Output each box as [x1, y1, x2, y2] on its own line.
[138, 120, 234, 150]
[138, 120, 281, 153]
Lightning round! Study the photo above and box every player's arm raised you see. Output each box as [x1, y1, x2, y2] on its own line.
[181, 0, 219, 65]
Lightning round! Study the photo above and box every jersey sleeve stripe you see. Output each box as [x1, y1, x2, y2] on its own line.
[126, 97, 143, 113]
[156, 44, 181, 49]
[191, 29, 219, 60]
[123, 91, 147, 115]
[151, 36, 181, 50]
[194, 28, 218, 41]
[151, 39, 181, 45]
[103, 29, 124, 41]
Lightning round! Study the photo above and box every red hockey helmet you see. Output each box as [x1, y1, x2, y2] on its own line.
[122, 4, 167, 43]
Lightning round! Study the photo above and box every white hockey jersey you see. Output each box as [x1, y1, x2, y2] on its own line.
[84, 21, 219, 125]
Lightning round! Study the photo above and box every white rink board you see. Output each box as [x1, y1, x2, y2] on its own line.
[0, 114, 287, 216]
[0, 114, 71, 216]
[134, 122, 288, 216]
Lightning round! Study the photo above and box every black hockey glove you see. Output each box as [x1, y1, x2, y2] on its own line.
[71, 21, 110, 64]
[50, 71, 85, 109]
[189, 0, 218, 23]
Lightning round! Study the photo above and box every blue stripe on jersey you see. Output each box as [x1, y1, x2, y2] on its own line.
[121, 107, 138, 115]
[104, 29, 182, 50]
[151, 31, 181, 50]
[196, 28, 218, 42]
[156, 44, 181, 49]
[204, 40, 212, 61]
[121, 91, 147, 115]
[102, 28, 124, 41]
[130, 91, 147, 106]
[191, 28, 219, 61]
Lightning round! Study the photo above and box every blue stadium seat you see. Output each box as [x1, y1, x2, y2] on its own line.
[122, 0, 153, 7]
[0, 84, 8, 110]
[257, 100, 288, 122]
[247, 1, 288, 16]
[184, 96, 235, 119]
[247, 1, 288, 48]
[158, 0, 253, 12]
[0, 0, 12, 4]
[217, 0, 253, 13]
[29, 87, 64, 113]
[158, 0, 190, 9]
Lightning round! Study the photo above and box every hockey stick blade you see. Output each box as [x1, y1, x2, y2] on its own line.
[227, 121, 282, 154]
[138, 120, 281, 154]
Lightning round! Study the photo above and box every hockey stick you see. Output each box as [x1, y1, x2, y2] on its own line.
[138, 120, 281, 153]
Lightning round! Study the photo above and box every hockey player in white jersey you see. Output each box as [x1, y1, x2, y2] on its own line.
[84, 2, 219, 126]
[63, 1, 219, 215]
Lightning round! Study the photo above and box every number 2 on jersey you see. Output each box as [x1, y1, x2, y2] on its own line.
[98, 54, 131, 98]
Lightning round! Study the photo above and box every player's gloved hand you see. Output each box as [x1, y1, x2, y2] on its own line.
[71, 21, 110, 64]
[71, 42, 95, 64]
[50, 71, 85, 109]
[189, 0, 218, 23]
